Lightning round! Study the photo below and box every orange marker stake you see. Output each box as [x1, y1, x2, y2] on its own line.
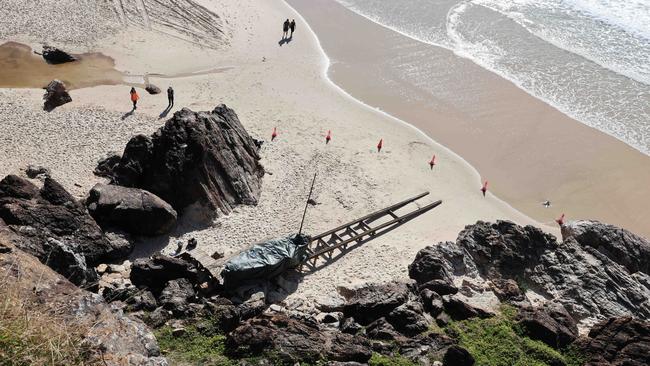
[325, 130, 331, 144]
[481, 180, 488, 197]
[377, 138, 383, 152]
[556, 213, 565, 226]
[271, 127, 278, 141]
[429, 155, 436, 169]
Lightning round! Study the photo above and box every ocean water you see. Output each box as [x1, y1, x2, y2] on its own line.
[335, 0, 650, 155]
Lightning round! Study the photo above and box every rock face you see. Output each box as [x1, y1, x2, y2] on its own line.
[562, 220, 650, 276]
[411, 221, 650, 325]
[226, 314, 372, 363]
[41, 45, 77, 64]
[86, 183, 177, 235]
[130, 253, 200, 292]
[0, 235, 166, 365]
[341, 282, 411, 325]
[574, 317, 650, 366]
[104, 105, 264, 218]
[43, 79, 72, 111]
[0, 175, 131, 287]
[516, 302, 579, 349]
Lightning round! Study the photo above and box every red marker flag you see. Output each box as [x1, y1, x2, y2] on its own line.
[429, 155, 436, 169]
[271, 127, 278, 141]
[481, 180, 488, 196]
[377, 138, 383, 152]
[325, 130, 331, 144]
[556, 213, 565, 226]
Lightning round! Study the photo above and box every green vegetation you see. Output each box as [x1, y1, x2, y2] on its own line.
[368, 353, 417, 366]
[446, 305, 585, 366]
[155, 325, 236, 366]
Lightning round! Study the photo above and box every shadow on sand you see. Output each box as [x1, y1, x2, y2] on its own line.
[159, 103, 173, 119]
[279, 35, 293, 46]
[121, 108, 135, 120]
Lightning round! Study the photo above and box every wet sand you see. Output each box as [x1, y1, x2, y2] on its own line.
[287, 0, 650, 238]
[0, 42, 123, 89]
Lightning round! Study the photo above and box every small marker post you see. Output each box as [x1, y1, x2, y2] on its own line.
[377, 138, 383, 152]
[271, 127, 278, 141]
[481, 180, 488, 197]
[429, 155, 436, 169]
[556, 213, 565, 226]
[325, 130, 331, 144]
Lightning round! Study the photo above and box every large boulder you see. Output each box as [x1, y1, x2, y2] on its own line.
[159, 278, 196, 316]
[574, 317, 650, 366]
[43, 80, 72, 111]
[341, 282, 410, 325]
[226, 314, 372, 363]
[104, 105, 264, 219]
[130, 253, 198, 293]
[562, 220, 650, 276]
[0, 175, 131, 287]
[516, 302, 579, 349]
[86, 184, 177, 235]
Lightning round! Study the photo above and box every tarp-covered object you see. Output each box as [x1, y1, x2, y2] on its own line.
[221, 234, 310, 288]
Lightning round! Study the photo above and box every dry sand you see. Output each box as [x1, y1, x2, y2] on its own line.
[0, 0, 582, 310]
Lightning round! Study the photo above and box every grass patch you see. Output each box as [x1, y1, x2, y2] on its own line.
[446, 305, 585, 366]
[156, 325, 236, 365]
[368, 353, 417, 366]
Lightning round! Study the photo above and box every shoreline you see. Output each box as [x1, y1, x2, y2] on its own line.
[287, 0, 650, 238]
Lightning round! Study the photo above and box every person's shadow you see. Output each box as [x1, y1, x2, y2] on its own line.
[279, 35, 293, 46]
[121, 108, 135, 120]
[159, 103, 173, 119]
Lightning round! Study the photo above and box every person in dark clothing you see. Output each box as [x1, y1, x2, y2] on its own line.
[283, 19, 290, 39]
[290, 19, 296, 37]
[167, 86, 174, 108]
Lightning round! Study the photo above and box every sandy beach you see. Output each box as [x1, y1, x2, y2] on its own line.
[2, 0, 643, 312]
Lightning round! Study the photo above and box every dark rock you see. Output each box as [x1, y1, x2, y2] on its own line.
[419, 279, 459, 296]
[562, 220, 650, 276]
[94, 153, 121, 179]
[145, 84, 161, 95]
[341, 317, 363, 335]
[128, 290, 158, 312]
[420, 289, 444, 317]
[366, 318, 403, 341]
[86, 184, 177, 235]
[145, 307, 172, 328]
[159, 278, 196, 316]
[102, 285, 138, 303]
[226, 314, 372, 363]
[490, 278, 526, 303]
[574, 317, 650, 366]
[342, 282, 410, 325]
[387, 301, 430, 336]
[0, 175, 131, 287]
[443, 296, 493, 321]
[397, 332, 456, 363]
[130, 253, 198, 292]
[0, 175, 39, 199]
[517, 302, 579, 349]
[25, 165, 50, 178]
[435, 312, 452, 327]
[41, 45, 77, 64]
[443, 345, 475, 366]
[237, 295, 267, 320]
[409, 245, 455, 285]
[205, 300, 240, 333]
[107, 105, 264, 218]
[43, 79, 72, 111]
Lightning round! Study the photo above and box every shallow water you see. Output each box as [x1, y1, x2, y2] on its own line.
[0, 42, 124, 89]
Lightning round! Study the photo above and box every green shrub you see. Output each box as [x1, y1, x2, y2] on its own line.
[368, 353, 417, 366]
[155, 325, 235, 365]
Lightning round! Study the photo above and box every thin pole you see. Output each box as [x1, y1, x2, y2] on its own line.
[298, 172, 317, 236]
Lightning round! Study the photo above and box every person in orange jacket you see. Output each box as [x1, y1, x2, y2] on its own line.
[130, 87, 139, 110]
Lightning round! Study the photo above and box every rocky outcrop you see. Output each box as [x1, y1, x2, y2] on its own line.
[103, 105, 264, 218]
[0, 234, 166, 365]
[574, 317, 650, 366]
[411, 221, 650, 325]
[43, 79, 72, 111]
[41, 45, 77, 64]
[341, 282, 411, 325]
[516, 302, 579, 349]
[130, 253, 200, 293]
[562, 220, 650, 276]
[86, 184, 177, 235]
[0, 175, 131, 287]
[226, 314, 373, 363]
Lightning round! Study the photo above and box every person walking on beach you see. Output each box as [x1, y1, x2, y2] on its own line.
[130, 87, 139, 110]
[283, 19, 290, 39]
[290, 19, 296, 37]
[167, 86, 174, 108]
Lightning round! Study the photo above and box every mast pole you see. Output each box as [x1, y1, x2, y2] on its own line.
[297, 172, 317, 236]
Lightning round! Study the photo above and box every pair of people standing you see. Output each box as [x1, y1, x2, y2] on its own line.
[282, 19, 296, 39]
[128, 86, 174, 110]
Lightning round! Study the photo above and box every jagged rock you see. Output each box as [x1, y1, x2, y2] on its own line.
[366, 318, 403, 341]
[387, 301, 431, 336]
[129, 290, 158, 312]
[419, 279, 459, 296]
[562, 220, 650, 276]
[443, 296, 493, 321]
[414, 221, 650, 326]
[574, 317, 650, 366]
[517, 302, 578, 349]
[43, 79, 72, 111]
[341, 317, 363, 335]
[409, 245, 456, 285]
[226, 314, 372, 363]
[86, 184, 177, 235]
[205, 298, 240, 333]
[159, 278, 196, 316]
[0, 236, 166, 365]
[443, 345, 475, 366]
[94, 153, 121, 179]
[342, 282, 410, 325]
[420, 289, 444, 317]
[490, 278, 526, 303]
[397, 332, 456, 364]
[145, 307, 172, 328]
[25, 165, 50, 178]
[130, 253, 198, 292]
[0, 175, 131, 287]
[106, 105, 264, 218]
[41, 45, 77, 64]
[145, 84, 161, 95]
